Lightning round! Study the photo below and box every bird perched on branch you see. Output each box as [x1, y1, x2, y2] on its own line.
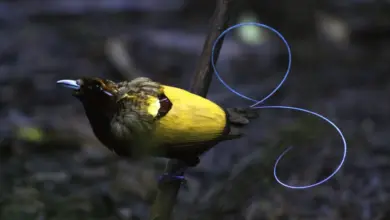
[57, 77, 258, 181]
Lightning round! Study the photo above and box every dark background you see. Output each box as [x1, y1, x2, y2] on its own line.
[0, 0, 389, 219]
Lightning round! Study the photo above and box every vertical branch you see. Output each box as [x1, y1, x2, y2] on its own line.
[105, 37, 140, 80]
[189, 0, 233, 96]
[149, 0, 235, 219]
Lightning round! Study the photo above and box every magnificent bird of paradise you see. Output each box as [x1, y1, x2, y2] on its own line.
[57, 77, 258, 181]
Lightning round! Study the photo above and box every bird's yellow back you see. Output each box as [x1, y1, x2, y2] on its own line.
[153, 85, 227, 146]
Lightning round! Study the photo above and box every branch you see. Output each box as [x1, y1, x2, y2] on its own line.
[105, 37, 139, 80]
[149, 0, 235, 219]
[189, 0, 233, 96]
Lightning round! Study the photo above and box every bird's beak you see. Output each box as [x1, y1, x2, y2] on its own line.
[56, 79, 80, 90]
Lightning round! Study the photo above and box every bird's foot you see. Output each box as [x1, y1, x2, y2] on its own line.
[158, 172, 187, 186]
[157, 161, 189, 188]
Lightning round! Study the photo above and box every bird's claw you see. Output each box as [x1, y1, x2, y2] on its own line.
[158, 173, 187, 187]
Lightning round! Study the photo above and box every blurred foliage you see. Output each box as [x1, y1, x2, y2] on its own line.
[237, 12, 266, 45]
[1, 187, 45, 220]
[16, 127, 44, 143]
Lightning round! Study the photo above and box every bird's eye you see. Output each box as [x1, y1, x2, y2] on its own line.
[90, 83, 102, 91]
[86, 84, 102, 92]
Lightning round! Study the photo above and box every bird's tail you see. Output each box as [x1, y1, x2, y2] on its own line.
[223, 107, 259, 140]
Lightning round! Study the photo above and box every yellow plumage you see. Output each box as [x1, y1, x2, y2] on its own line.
[146, 95, 160, 117]
[151, 85, 227, 146]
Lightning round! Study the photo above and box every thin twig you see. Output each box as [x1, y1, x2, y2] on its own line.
[149, 0, 235, 219]
[105, 37, 139, 80]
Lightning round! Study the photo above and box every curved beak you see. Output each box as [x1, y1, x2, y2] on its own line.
[56, 79, 80, 90]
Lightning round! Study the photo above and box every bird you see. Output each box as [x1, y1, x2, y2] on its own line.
[57, 77, 258, 181]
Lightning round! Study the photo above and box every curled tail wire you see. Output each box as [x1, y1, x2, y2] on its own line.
[251, 105, 347, 189]
[211, 22, 291, 106]
[212, 22, 348, 189]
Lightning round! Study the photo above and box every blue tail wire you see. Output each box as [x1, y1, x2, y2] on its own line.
[211, 22, 347, 190]
[252, 106, 347, 189]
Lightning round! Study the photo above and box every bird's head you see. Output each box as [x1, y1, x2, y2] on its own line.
[57, 77, 119, 110]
